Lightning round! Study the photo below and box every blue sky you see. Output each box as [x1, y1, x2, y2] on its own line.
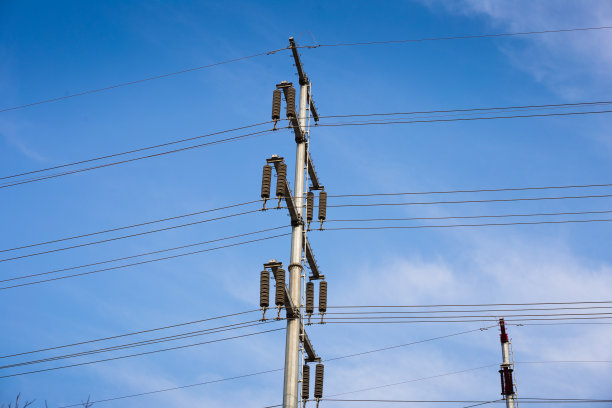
[1, 1, 611, 407]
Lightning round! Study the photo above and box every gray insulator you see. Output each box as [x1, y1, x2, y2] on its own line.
[276, 162, 287, 197]
[302, 364, 310, 400]
[306, 191, 314, 222]
[314, 363, 324, 399]
[275, 269, 285, 306]
[272, 89, 282, 121]
[260, 270, 270, 308]
[318, 280, 327, 314]
[305, 281, 314, 314]
[261, 164, 272, 199]
[286, 86, 296, 118]
[318, 190, 327, 221]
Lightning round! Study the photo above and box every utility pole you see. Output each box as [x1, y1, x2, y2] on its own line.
[259, 37, 326, 408]
[283, 36, 310, 408]
[498, 318, 517, 408]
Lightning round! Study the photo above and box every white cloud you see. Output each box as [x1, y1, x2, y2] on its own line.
[420, 0, 612, 98]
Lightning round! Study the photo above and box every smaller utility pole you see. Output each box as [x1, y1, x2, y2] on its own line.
[498, 318, 517, 408]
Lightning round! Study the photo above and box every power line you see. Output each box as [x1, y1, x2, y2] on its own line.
[0, 232, 290, 290]
[325, 300, 612, 308]
[57, 326, 491, 407]
[315, 398, 612, 404]
[0, 122, 274, 181]
[302, 25, 612, 49]
[315, 109, 612, 127]
[323, 316, 612, 324]
[0, 208, 263, 263]
[1, 319, 276, 370]
[326, 183, 612, 198]
[320, 218, 612, 231]
[324, 193, 612, 208]
[1, 226, 287, 283]
[0, 326, 285, 379]
[0, 128, 276, 189]
[326, 210, 612, 223]
[0, 49, 288, 113]
[323, 305, 612, 315]
[0, 309, 259, 359]
[317, 100, 612, 120]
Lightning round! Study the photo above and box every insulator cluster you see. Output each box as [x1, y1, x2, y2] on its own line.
[306, 191, 314, 225]
[272, 89, 282, 122]
[499, 366, 514, 396]
[275, 269, 286, 306]
[286, 86, 296, 118]
[276, 162, 287, 198]
[305, 279, 328, 324]
[302, 363, 324, 402]
[260, 270, 269, 308]
[318, 190, 327, 225]
[301, 364, 310, 400]
[314, 363, 324, 399]
[261, 164, 272, 203]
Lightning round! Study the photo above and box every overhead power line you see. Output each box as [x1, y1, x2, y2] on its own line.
[57, 326, 491, 407]
[0, 326, 285, 379]
[0, 128, 276, 189]
[301, 25, 612, 49]
[4, 25, 610, 114]
[0, 49, 288, 113]
[315, 109, 612, 128]
[0, 208, 264, 263]
[0, 309, 259, 359]
[0, 232, 290, 290]
[1, 226, 287, 284]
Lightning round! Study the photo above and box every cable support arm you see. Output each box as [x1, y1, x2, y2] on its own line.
[303, 237, 323, 280]
[289, 37, 308, 85]
[270, 159, 302, 226]
[300, 323, 320, 363]
[306, 151, 323, 190]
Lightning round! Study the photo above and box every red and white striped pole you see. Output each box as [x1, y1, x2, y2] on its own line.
[499, 318, 517, 408]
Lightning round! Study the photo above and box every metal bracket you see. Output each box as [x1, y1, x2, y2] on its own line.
[271, 160, 303, 226]
[303, 237, 323, 280]
[300, 323, 320, 362]
[306, 151, 323, 191]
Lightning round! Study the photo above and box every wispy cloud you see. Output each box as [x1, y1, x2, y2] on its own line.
[420, 0, 612, 98]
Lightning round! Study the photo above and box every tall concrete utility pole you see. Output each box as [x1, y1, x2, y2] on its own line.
[282, 37, 309, 408]
[498, 318, 517, 408]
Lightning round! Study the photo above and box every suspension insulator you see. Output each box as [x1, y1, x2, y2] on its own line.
[261, 164, 272, 199]
[318, 280, 327, 314]
[272, 89, 282, 121]
[314, 363, 324, 399]
[306, 191, 314, 222]
[286, 86, 296, 118]
[318, 190, 327, 221]
[260, 270, 270, 308]
[276, 162, 287, 197]
[306, 281, 314, 314]
[275, 269, 286, 306]
[301, 364, 310, 400]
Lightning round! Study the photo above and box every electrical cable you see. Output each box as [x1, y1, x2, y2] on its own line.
[0, 231, 290, 290]
[315, 398, 612, 404]
[325, 210, 612, 223]
[314, 109, 612, 128]
[317, 100, 612, 120]
[0, 199, 262, 253]
[325, 300, 612, 308]
[57, 325, 492, 407]
[0, 122, 275, 181]
[0, 48, 288, 113]
[322, 193, 612, 207]
[326, 183, 612, 198]
[0, 326, 285, 379]
[322, 305, 612, 315]
[301, 25, 612, 49]
[0, 319, 279, 370]
[0, 309, 260, 359]
[0, 208, 263, 263]
[1, 226, 287, 283]
[0, 128, 277, 189]
[5, 181, 610, 254]
[324, 316, 612, 324]
[319, 218, 612, 231]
